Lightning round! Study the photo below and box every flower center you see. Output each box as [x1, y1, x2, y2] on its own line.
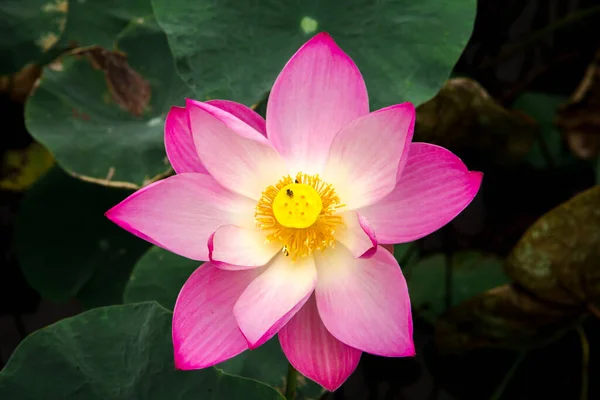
[272, 183, 322, 228]
[255, 172, 343, 259]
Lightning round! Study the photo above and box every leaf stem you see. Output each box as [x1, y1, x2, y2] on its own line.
[489, 351, 526, 400]
[576, 325, 589, 400]
[285, 363, 298, 400]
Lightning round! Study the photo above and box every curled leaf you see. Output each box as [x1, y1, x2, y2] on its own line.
[437, 186, 600, 355]
[0, 141, 54, 191]
[504, 185, 600, 306]
[415, 78, 537, 165]
[0, 63, 42, 102]
[556, 50, 600, 159]
[435, 284, 580, 354]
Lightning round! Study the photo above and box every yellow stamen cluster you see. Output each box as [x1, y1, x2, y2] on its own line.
[255, 172, 343, 259]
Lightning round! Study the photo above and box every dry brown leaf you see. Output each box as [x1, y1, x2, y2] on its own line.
[504, 185, 600, 306]
[72, 46, 151, 116]
[415, 78, 537, 165]
[435, 284, 580, 354]
[556, 49, 600, 159]
[436, 186, 600, 355]
[0, 63, 43, 102]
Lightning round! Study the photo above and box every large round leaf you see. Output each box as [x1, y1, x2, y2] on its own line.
[0, 0, 66, 74]
[26, 18, 191, 187]
[15, 166, 150, 308]
[62, 0, 153, 48]
[0, 302, 284, 400]
[124, 247, 324, 398]
[0, 0, 155, 75]
[217, 339, 325, 400]
[124, 246, 199, 310]
[152, 0, 476, 108]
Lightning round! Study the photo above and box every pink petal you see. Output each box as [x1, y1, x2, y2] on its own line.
[335, 211, 377, 258]
[164, 106, 207, 174]
[358, 143, 483, 243]
[315, 246, 414, 357]
[187, 101, 287, 200]
[206, 100, 267, 135]
[266, 32, 369, 174]
[173, 263, 263, 369]
[322, 103, 415, 210]
[234, 254, 317, 348]
[187, 99, 268, 143]
[105, 174, 255, 261]
[209, 225, 281, 269]
[165, 101, 267, 175]
[279, 295, 362, 392]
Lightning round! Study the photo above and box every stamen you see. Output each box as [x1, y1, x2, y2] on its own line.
[255, 172, 344, 259]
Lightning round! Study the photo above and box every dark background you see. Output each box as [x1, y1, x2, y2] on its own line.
[2, 0, 599, 399]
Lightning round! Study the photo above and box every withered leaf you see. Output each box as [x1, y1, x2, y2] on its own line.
[0, 141, 54, 191]
[556, 49, 600, 159]
[436, 187, 600, 355]
[415, 78, 537, 165]
[72, 46, 150, 116]
[435, 284, 581, 355]
[0, 63, 42, 102]
[504, 185, 600, 306]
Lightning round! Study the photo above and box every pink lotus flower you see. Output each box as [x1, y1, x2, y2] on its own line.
[106, 33, 481, 391]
